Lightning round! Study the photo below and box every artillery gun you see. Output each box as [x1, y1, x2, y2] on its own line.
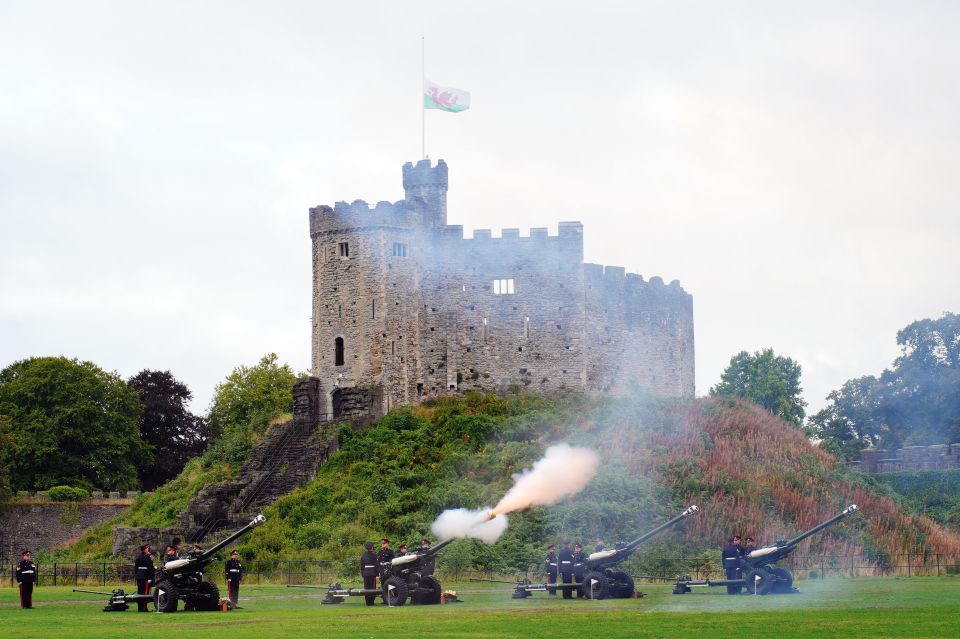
[288, 537, 455, 606]
[472, 505, 698, 600]
[673, 504, 859, 595]
[152, 514, 266, 612]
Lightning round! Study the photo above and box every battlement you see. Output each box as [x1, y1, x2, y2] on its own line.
[309, 198, 423, 235]
[432, 222, 583, 243]
[583, 262, 691, 297]
[402, 158, 448, 189]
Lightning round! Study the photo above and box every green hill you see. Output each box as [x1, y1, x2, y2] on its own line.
[52, 392, 960, 574]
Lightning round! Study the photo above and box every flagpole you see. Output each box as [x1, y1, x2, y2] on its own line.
[421, 36, 426, 159]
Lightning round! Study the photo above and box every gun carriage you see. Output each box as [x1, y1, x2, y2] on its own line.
[473, 505, 698, 600]
[288, 537, 455, 606]
[673, 504, 859, 595]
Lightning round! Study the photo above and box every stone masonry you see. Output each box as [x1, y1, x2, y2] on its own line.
[310, 159, 695, 416]
[850, 443, 960, 473]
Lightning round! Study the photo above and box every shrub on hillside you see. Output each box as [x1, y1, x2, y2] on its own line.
[46, 485, 91, 501]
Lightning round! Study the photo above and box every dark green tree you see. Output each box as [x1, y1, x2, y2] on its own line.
[807, 376, 885, 459]
[710, 348, 806, 427]
[0, 357, 149, 491]
[0, 415, 14, 502]
[205, 353, 297, 464]
[128, 370, 209, 490]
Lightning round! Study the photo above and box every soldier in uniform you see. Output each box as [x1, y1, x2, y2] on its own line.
[572, 542, 586, 598]
[544, 544, 558, 595]
[164, 544, 179, 563]
[595, 537, 606, 553]
[420, 539, 435, 576]
[360, 541, 379, 606]
[377, 538, 395, 565]
[722, 535, 743, 594]
[225, 549, 243, 608]
[16, 550, 37, 609]
[134, 544, 155, 612]
[558, 539, 575, 599]
[397, 543, 408, 555]
[744, 536, 757, 554]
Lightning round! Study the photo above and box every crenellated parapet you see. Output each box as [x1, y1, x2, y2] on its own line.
[309, 198, 424, 235]
[584, 262, 693, 317]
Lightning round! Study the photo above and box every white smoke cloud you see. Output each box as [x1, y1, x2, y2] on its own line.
[491, 443, 600, 515]
[430, 508, 509, 545]
[429, 443, 600, 544]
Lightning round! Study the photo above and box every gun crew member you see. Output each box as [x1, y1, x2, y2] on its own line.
[420, 538, 435, 576]
[594, 537, 606, 553]
[572, 542, 586, 598]
[134, 544, 155, 612]
[225, 550, 243, 607]
[164, 544, 179, 562]
[16, 550, 37, 609]
[722, 535, 743, 594]
[360, 541, 379, 606]
[377, 538, 395, 565]
[544, 544, 558, 595]
[744, 536, 757, 554]
[558, 539, 575, 599]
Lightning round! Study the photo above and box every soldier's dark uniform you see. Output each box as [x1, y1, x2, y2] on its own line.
[377, 541, 395, 566]
[225, 551, 243, 607]
[419, 539, 435, 576]
[16, 553, 37, 609]
[544, 546, 558, 595]
[572, 545, 586, 598]
[361, 542, 379, 606]
[134, 545, 155, 612]
[558, 542, 575, 599]
[722, 536, 743, 594]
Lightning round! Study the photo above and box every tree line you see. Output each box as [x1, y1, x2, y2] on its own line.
[0, 353, 297, 500]
[709, 312, 960, 460]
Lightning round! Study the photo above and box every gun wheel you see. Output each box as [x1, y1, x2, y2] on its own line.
[195, 581, 221, 611]
[607, 570, 635, 598]
[154, 580, 179, 613]
[770, 567, 793, 594]
[581, 571, 610, 599]
[745, 569, 772, 595]
[382, 576, 409, 606]
[412, 575, 442, 605]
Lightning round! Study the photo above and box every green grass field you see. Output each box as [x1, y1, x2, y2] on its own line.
[1, 577, 957, 639]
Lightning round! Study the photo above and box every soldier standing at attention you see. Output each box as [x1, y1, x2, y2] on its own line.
[16, 550, 37, 609]
[722, 535, 743, 594]
[134, 544, 155, 612]
[377, 538, 395, 565]
[558, 539, 575, 599]
[224, 550, 243, 608]
[360, 542, 379, 606]
[544, 544, 558, 595]
[571, 542, 586, 598]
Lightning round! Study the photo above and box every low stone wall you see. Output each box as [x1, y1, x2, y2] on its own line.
[850, 443, 960, 473]
[112, 526, 183, 560]
[0, 503, 130, 561]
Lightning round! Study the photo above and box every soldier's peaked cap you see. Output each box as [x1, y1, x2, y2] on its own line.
[364, 541, 374, 550]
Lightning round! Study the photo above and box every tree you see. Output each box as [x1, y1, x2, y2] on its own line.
[206, 353, 297, 464]
[128, 370, 209, 490]
[809, 313, 960, 457]
[807, 376, 885, 459]
[710, 348, 806, 427]
[0, 415, 14, 502]
[0, 357, 149, 491]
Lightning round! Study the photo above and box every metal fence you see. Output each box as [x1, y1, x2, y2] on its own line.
[5, 554, 959, 588]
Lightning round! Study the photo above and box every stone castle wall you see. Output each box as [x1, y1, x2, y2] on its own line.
[310, 159, 695, 417]
[851, 443, 960, 473]
[0, 503, 130, 561]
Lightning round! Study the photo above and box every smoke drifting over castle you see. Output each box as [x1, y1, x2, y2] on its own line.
[309, 159, 694, 418]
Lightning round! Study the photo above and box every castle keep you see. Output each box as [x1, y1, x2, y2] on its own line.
[310, 159, 694, 417]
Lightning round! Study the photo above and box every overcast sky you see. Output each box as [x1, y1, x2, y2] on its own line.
[2, 1, 958, 416]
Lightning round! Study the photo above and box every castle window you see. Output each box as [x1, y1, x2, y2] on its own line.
[334, 337, 345, 366]
[482, 317, 488, 342]
[372, 300, 376, 319]
[493, 278, 515, 295]
[392, 242, 408, 257]
[523, 316, 530, 339]
[338, 242, 350, 258]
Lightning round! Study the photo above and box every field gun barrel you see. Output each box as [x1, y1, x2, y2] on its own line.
[746, 504, 858, 559]
[72, 589, 113, 596]
[469, 577, 521, 585]
[587, 505, 698, 567]
[163, 514, 266, 571]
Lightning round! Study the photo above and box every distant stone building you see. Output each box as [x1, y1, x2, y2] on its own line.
[309, 159, 695, 418]
[850, 444, 960, 473]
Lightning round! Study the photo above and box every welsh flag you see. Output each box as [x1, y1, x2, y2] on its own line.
[423, 79, 470, 112]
